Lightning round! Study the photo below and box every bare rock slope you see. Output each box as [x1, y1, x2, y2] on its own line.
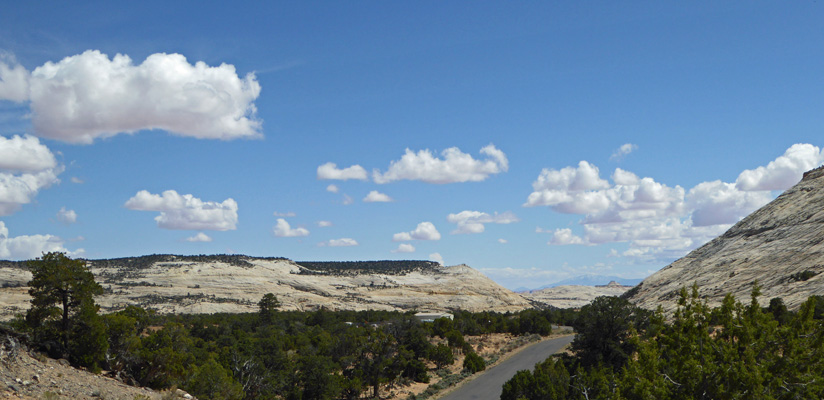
[522, 281, 634, 309]
[628, 166, 824, 313]
[0, 257, 530, 320]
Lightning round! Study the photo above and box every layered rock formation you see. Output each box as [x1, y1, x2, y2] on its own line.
[521, 281, 634, 309]
[0, 256, 531, 320]
[628, 166, 824, 313]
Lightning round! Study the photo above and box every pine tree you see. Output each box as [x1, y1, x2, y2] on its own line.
[25, 252, 106, 370]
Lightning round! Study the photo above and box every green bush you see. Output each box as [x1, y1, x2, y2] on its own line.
[463, 351, 485, 373]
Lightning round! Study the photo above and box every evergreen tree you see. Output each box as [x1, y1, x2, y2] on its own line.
[25, 252, 107, 370]
[258, 293, 280, 323]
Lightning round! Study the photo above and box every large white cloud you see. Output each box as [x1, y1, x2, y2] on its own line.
[373, 144, 508, 184]
[273, 218, 309, 237]
[531, 161, 610, 193]
[0, 135, 63, 216]
[687, 180, 773, 227]
[0, 135, 57, 172]
[735, 144, 824, 191]
[0, 221, 81, 260]
[525, 145, 821, 260]
[317, 163, 368, 181]
[1, 50, 261, 143]
[446, 210, 519, 234]
[393, 221, 441, 241]
[124, 190, 238, 231]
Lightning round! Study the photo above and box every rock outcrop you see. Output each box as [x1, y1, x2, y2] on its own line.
[0, 256, 531, 320]
[628, 166, 824, 313]
[522, 284, 634, 309]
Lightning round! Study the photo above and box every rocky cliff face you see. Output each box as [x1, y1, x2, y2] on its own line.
[628, 166, 824, 313]
[0, 256, 531, 320]
[521, 283, 634, 309]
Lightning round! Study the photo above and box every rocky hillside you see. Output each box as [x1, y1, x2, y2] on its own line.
[628, 166, 824, 313]
[0, 256, 531, 320]
[522, 281, 634, 309]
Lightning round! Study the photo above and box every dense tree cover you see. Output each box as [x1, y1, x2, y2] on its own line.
[294, 260, 440, 276]
[8, 253, 574, 400]
[502, 288, 824, 400]
[90, 254, 288, 270]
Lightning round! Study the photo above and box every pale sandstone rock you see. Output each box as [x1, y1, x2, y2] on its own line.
[522, 283, 633, 309]
[628, 166, 824, 314]
[0, 258, 531, 320]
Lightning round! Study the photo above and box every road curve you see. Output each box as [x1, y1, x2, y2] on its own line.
[437, 334, 575, 400]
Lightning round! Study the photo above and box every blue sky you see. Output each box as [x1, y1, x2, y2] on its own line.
[1, 2, 823, 290]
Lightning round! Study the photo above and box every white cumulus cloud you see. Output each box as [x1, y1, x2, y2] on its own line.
[326, 184, 339, 193]
[0, 221, 82, 260]
[124, 190, 238, 231]
[273, 218, 309, 237]
[687, 181, 773, 227]
[373, 144, 508, 184]
[317, 163, 368, 181]
[0, 135, 58, 172]
[446, 210, 519, 234]
[319, 238, 358, 247]
[363, 190, 393, 203]
[56, 207, 77, 225]
[2, 50, 261, 143]
[429, 252, 444, 265]
[0, 135, 63, 216]
[527, 144, 824, 261]
[392, 243, 416, 253]
[735, 143, 824, 191]
[393, 222, 441, 241]
[523, 145, 820, 261]
[185, 232, 213, 242]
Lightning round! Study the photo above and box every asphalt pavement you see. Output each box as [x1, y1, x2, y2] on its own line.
[437, 333, 575, 400]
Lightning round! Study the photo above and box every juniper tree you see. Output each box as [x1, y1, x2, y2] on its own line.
[25, 252, 106, 369]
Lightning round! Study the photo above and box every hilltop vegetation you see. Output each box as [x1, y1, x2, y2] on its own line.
[89, 254, 288, 270]
[294, 260, 441, 276]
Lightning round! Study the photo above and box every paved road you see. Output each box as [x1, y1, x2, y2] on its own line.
[438, 334, 575, 400]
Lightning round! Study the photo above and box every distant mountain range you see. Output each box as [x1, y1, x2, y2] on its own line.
[515, 274, 644, 292]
